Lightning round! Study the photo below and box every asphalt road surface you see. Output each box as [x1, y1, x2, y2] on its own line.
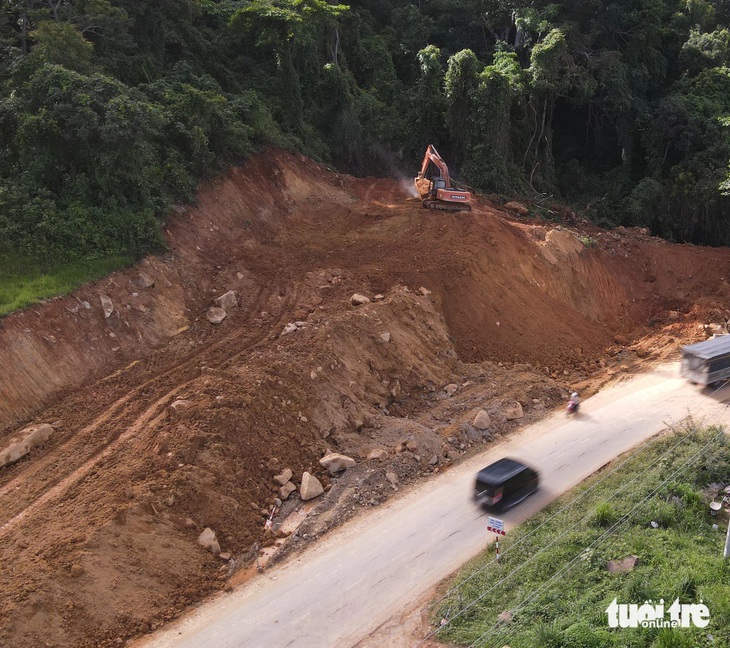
[138, 363, 730, 648]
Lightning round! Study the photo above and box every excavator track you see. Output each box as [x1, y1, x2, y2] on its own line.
[422, 199, 472, 212]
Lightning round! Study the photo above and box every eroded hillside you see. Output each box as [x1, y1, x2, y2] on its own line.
[1, 150, 729, 647]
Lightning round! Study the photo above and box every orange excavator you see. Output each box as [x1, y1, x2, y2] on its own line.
[414, 144, 471, 211]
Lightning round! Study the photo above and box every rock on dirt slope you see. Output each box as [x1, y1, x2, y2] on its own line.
[1, 150, 730, 647]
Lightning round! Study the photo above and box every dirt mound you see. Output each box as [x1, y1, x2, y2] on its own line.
[1, 150, 730, 647]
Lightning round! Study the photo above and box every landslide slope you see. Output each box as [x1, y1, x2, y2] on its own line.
[1, 150, 729, 647]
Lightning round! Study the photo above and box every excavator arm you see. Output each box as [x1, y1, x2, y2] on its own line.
[414, 145, 471, 211]
[418, 144, 452, 189]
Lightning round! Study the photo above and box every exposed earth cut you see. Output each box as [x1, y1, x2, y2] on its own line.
[1, 150, 730, 647]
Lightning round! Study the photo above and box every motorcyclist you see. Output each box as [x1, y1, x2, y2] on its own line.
[568, 391, 580, 413]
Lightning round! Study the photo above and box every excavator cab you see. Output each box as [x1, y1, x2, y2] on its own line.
[414, 145, 471, 211]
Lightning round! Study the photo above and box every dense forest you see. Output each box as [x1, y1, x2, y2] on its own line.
[1, 0, 729, 261]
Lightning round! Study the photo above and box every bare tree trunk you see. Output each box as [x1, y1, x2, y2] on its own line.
[21, 0, 29, 54]
[48, 0, 62, 21]
[331, 26, 340, 65]
[522, 97, 539, 168]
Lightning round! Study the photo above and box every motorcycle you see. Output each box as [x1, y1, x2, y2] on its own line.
[566, 400, 579, 415]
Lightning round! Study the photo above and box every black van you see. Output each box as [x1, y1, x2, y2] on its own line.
[474, 458, 539, 511]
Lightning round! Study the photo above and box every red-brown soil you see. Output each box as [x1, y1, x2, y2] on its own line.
[1, 149, 729, 647]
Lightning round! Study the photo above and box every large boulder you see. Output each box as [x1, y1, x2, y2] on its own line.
[300, 472, 324, 501]
[319, 453, 356, 474]
[473, 410, 491, 430]
[100, 294, 114, 318]
[214, 290, 238, 310]
[273, 468, 293, 486]
[279, 482, 297, 500]
[197, 527, 221, 554]
[504, 401, 524, 421]
[206, 307, 227, 324]
[168, 399, 190, 418]
[444, 384, 459, 396]
[0, 424, 54, 469]
[137, 273, 155, 289]
[504, 201, 529, 215]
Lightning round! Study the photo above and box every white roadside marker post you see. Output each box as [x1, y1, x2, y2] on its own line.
[487, 516, 506, 560]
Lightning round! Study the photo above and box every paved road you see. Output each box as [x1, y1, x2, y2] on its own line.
[138, 363, 730, 648]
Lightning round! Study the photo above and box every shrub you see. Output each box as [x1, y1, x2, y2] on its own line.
[593, 502, 618, 527]
[532, 621, 563, 648]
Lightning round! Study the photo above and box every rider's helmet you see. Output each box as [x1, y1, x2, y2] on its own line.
[571, 392, 578, 399]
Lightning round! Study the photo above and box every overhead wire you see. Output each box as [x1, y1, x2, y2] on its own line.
[416, 379, 730, 645]
[415, 419, 724, 645]
[465, 424, 728, 648]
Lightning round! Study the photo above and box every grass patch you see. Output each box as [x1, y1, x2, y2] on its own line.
[0, 252, 134, 316]
[432, 424, 730, 648]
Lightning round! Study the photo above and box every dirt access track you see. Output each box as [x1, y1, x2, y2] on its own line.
[2, 149, 730, 647]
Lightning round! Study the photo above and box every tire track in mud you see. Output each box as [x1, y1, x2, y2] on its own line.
[0, 283, 303, 537]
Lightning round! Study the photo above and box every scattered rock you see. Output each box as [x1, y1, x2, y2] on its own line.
[367, 448, 388, 461]
[206, 307, 227, 324]
[704, 323, 727, 337]
[281, 323, 297, 336]
[606, 555, 639, 574]
[273, 468, 293, 486]
[444, 384, 459, 396]
[137, 273, 155, 289]
[405, 441, 418, 452]
[168, 399, 190, 417]
[279, 482, 297, 500]
[498, 610, 513, 623]
[473, 409, 491, 430]
[350, 293, 370, 306]
[198, 528, 221, 554]
[300, 472, 324, 501]
[379, 332, 391, 343]
[428, 455, 439, 466]
[100, 295, 114, 318]
[417, 287, 431, 296]
[504, 401, 524, 421]
[372, 294, 385, 301]
[219, 552, 232, 561]
[70, 564, 84, 578]
[385, 471, 399, 486]
[319, 453, 356, 474]
[214, 290, 238, 310]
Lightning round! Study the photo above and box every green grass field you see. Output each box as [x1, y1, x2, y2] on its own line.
[432, 424, 730, 648]
[0, 253, 133, 317]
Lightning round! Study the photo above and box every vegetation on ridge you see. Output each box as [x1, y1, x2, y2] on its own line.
[0, 0, 729, 265]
